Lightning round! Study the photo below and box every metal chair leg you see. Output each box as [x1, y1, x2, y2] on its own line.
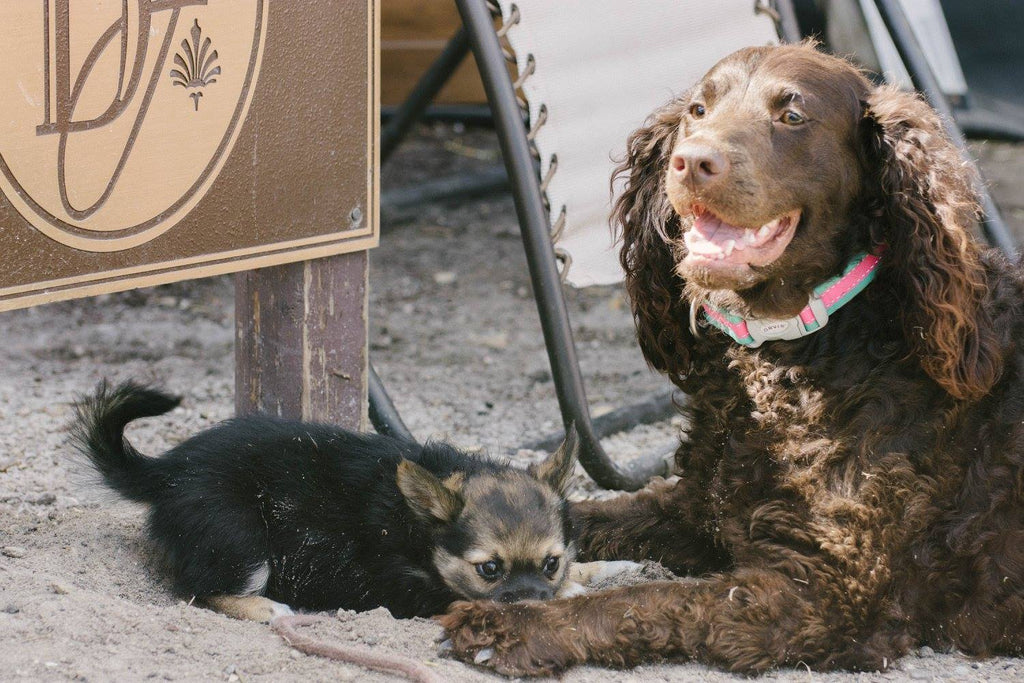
[368, 363, 415, 441]
[381, 28, 471, 165]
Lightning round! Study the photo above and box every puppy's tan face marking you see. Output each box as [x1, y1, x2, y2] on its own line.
[434, 470, 576, 602]
[398, 431, 580, 603]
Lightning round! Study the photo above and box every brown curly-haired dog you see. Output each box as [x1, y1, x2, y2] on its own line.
[439, 42, 1024, 676]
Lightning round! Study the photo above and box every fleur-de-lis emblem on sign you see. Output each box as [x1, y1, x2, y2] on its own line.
[170, 19, 221, 111]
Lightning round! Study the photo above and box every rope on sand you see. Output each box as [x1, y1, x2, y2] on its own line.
[271, 614, 443, 683]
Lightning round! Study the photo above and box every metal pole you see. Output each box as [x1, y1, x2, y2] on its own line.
[368, 363, 416, 441]
[771, 0, 803, 44]
[872, 0, 1017, 258]
[455, 0, 666, 490]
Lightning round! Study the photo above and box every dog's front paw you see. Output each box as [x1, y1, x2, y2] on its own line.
[437, 600, 583, 677]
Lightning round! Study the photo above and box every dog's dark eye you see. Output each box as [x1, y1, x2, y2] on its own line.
[780, 110, 805, 125]
[689, 103, 706, 119]
[542, 556, 560, 577]
[475, 560, 502, 581]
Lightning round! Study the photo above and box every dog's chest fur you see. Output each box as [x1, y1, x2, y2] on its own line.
[684, 325, 962, 557]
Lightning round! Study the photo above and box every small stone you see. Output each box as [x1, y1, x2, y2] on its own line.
[908, 671, 932, 680]
[918, 645, 934, 656]
[433, 271, 457, 285]
[370, 335, 393, 350]
[289, 649, 302, 660]
[2, 604, 19, 614]
[2, 546, 27, 558]
[50, 582, 72, 595]
[952, 666, 971, 677]
[528, 369, 551, 384]
[474, 332, 508, 350]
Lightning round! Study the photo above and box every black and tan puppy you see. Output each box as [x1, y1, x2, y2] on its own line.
[72, 381, 595, 621]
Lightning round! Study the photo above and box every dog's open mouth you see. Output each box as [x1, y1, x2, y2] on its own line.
[683, 205, 801, 269]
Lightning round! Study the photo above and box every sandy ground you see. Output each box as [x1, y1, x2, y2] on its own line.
[1, 125, 1021, 682]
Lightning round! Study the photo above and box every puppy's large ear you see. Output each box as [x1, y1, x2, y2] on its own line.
[863, 85, 1001, 400]
[612, 97, 696, 388]
[396, 460, 464, 523]
[529, 425, 579, 495]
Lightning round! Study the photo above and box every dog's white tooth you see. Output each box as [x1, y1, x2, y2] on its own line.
[724, 240, 735, 256]
[474, 648, 495, 664]
[757, 225, 772, 240]
[744, 229, 757, 245]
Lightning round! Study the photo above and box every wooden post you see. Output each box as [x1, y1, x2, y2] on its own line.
[235, 250, 369, 430]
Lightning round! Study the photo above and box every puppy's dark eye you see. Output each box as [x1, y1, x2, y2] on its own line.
[780, 110, 805, 125]
[689, 103, 706, 119]
[475, 560, 502, 581]
[542, 556, 560, 577]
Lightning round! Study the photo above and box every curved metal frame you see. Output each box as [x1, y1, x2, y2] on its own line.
[369, 6, 670, 489]
[453, 0, 667, 490]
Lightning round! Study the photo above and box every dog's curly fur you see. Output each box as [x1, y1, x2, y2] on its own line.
[439, 43, 1023, 676]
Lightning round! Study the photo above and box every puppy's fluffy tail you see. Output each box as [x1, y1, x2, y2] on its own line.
[71, 380, 180, 503]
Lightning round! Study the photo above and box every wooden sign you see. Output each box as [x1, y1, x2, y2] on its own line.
[0, 0, 379, 311]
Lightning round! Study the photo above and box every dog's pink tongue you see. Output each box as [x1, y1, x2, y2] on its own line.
[690, 212, 746, 250]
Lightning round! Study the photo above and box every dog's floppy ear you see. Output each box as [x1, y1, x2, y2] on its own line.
[862, 85, 1001, 400]
[529, 425, 579, 495]
[396, 460, 464, 523]
[612, 96, 696, 389]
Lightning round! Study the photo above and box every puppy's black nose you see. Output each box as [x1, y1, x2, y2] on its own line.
[498, 587, 552, 603]
[670, 143, 729, 186]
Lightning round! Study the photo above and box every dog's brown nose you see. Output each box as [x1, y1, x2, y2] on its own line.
[670, 143, 729, 186]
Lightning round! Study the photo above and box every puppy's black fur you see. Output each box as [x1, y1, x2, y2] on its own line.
[72, 381, 578, 619]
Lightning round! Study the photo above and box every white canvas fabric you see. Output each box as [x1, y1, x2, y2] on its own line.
[496, 1, 779, 286]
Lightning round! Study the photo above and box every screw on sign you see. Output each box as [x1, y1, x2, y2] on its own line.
[0, 1, 266, 252]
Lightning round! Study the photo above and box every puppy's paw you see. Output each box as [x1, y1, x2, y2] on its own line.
[556, 580, 588, 598]
[570, 560, 644, 586]
[267, 600, 295, 619]
[437, 600, 583, 677]
[206, 595, 295, 622]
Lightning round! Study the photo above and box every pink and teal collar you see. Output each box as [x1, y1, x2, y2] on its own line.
[694, 251, 882, 348]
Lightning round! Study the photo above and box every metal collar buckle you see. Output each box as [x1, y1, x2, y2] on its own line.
[745, 295, 829, 348]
